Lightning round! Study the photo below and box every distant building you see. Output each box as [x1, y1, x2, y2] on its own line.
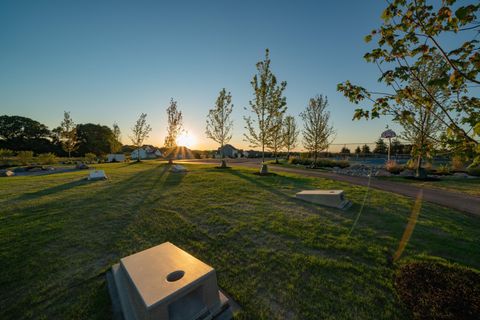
[216, 144, 243, 158]
[107, 154, 126, 162]
[244, 150, 262, 158]
[131, 146, 163, 160]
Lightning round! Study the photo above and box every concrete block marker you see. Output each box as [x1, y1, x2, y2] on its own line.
[170, 165, 187, 173]
[107, 242, 234, 320]
[296, 190, 351, 210]
[87, 170, 107, 180]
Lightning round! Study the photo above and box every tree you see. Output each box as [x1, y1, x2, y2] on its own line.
[76, 123, 115, 156]
[398, 55, 446, 176]
[111, 123, 122, 153]
[244, 49, 287, 173]
[355, 146, 362, 154]
[374, 138, 388, 154]
[0, 115, 54, 153]
[338, 0, 480, 166]
[340, 146, 351, 154]
[205, 88, 233, 167]
[361, 144, 371, 154]
[266, 112, 284, 164]
[391, 139, 404, 155]
[130, 113, 152, 161]
[301, 95, 335, 166]
[164, 99, 183, 149]
[282, 115, 299, 160]
[60, 111, 78, 158]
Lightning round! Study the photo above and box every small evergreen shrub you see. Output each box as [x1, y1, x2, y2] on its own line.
[395, 261, 480, 319]
[17, 151, 34, 165]
[37, 153, 56, 165]
[84, 153, 97, 164]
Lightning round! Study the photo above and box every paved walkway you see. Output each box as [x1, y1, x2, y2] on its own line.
[180, 159, 480, 215]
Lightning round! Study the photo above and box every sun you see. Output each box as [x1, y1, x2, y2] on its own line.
[176, 131, 196, 148]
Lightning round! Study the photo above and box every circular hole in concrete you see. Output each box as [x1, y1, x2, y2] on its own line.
[166, 270, 185, 282]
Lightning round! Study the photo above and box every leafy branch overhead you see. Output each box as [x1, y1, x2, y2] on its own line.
[337, 0, 480, 165]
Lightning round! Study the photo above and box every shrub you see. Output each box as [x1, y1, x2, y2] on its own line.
[451, 156, 464, 171]
[17, 151, 34, 165]
[84, 153, 97, 164]
[0, 149, 14, 166]
[0, 148, 14, 159]
[436, 164, 451, 175]
[288, 157, 349, 168]
[467, 167, 480, 177]
[405, 159, 416, 170]
[385, 160, 403, 174]
[395, 261, 480, 319]
[37, 153, 56, 165]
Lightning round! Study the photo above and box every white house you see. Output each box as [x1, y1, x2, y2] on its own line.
[107, 154, 126, 162]
[216, 144, 243, 158]
[131, 147, 162, 160]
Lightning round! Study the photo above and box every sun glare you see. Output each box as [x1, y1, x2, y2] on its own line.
[176, 132, 196, 148]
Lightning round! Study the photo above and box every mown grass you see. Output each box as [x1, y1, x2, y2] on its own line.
[1, 161, 479, 319]
[378, 175, 480, 196]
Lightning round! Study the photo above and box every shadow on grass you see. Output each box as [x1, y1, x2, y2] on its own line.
[225, 169, 345, 213]
[15, 178, 96, 201]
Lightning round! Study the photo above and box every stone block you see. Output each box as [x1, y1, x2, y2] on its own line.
[88, 170, 107, 180]
[170, 165, 187, 173]
[296, 190, 350, 209]
[0, 170, 14, 177]
[109, 242, 232, 320]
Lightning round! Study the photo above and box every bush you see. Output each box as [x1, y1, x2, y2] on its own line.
[395, 261, 480, 319]
[451, 156, 464, 171]
[17, 151, 34, 165]
[436, 164, 451, 175]
[467, 167, 480, 177]
[385, 160, 403, 174]
[84, 153, 97, 164]
[289, 157, 349, 168]
[405, 159, 416, 170]
[37, 153, 56, 165]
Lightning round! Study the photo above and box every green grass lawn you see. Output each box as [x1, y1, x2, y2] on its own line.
[378, 175, 480, 196]
[1, 162, 479, 319]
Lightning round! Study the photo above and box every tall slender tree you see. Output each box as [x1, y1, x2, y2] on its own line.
[60, 111, 78, 158]
[301, 95, 335, 166]
[206, 88, 233, 168]
[244, 49, 287, 173]
[111, 122, 122, 153]
[399, 55, 446, 177]
[164, 99, 183, 149]
[130, 113, 152, 162]
[282, 115, 299, 160]
[266, 112, 284, 164]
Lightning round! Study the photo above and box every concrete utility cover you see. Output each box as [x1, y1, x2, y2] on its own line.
[87, 170, 107, 180]
[296, 190, 351, 210]
[109, 242, 233, 320]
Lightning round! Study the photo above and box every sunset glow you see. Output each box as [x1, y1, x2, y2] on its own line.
[176, 132, 196, 149]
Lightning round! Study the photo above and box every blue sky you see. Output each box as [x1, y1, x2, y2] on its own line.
[1, 0, 401, 150]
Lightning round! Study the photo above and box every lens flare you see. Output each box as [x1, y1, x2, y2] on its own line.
[176, 132, 196, 148]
